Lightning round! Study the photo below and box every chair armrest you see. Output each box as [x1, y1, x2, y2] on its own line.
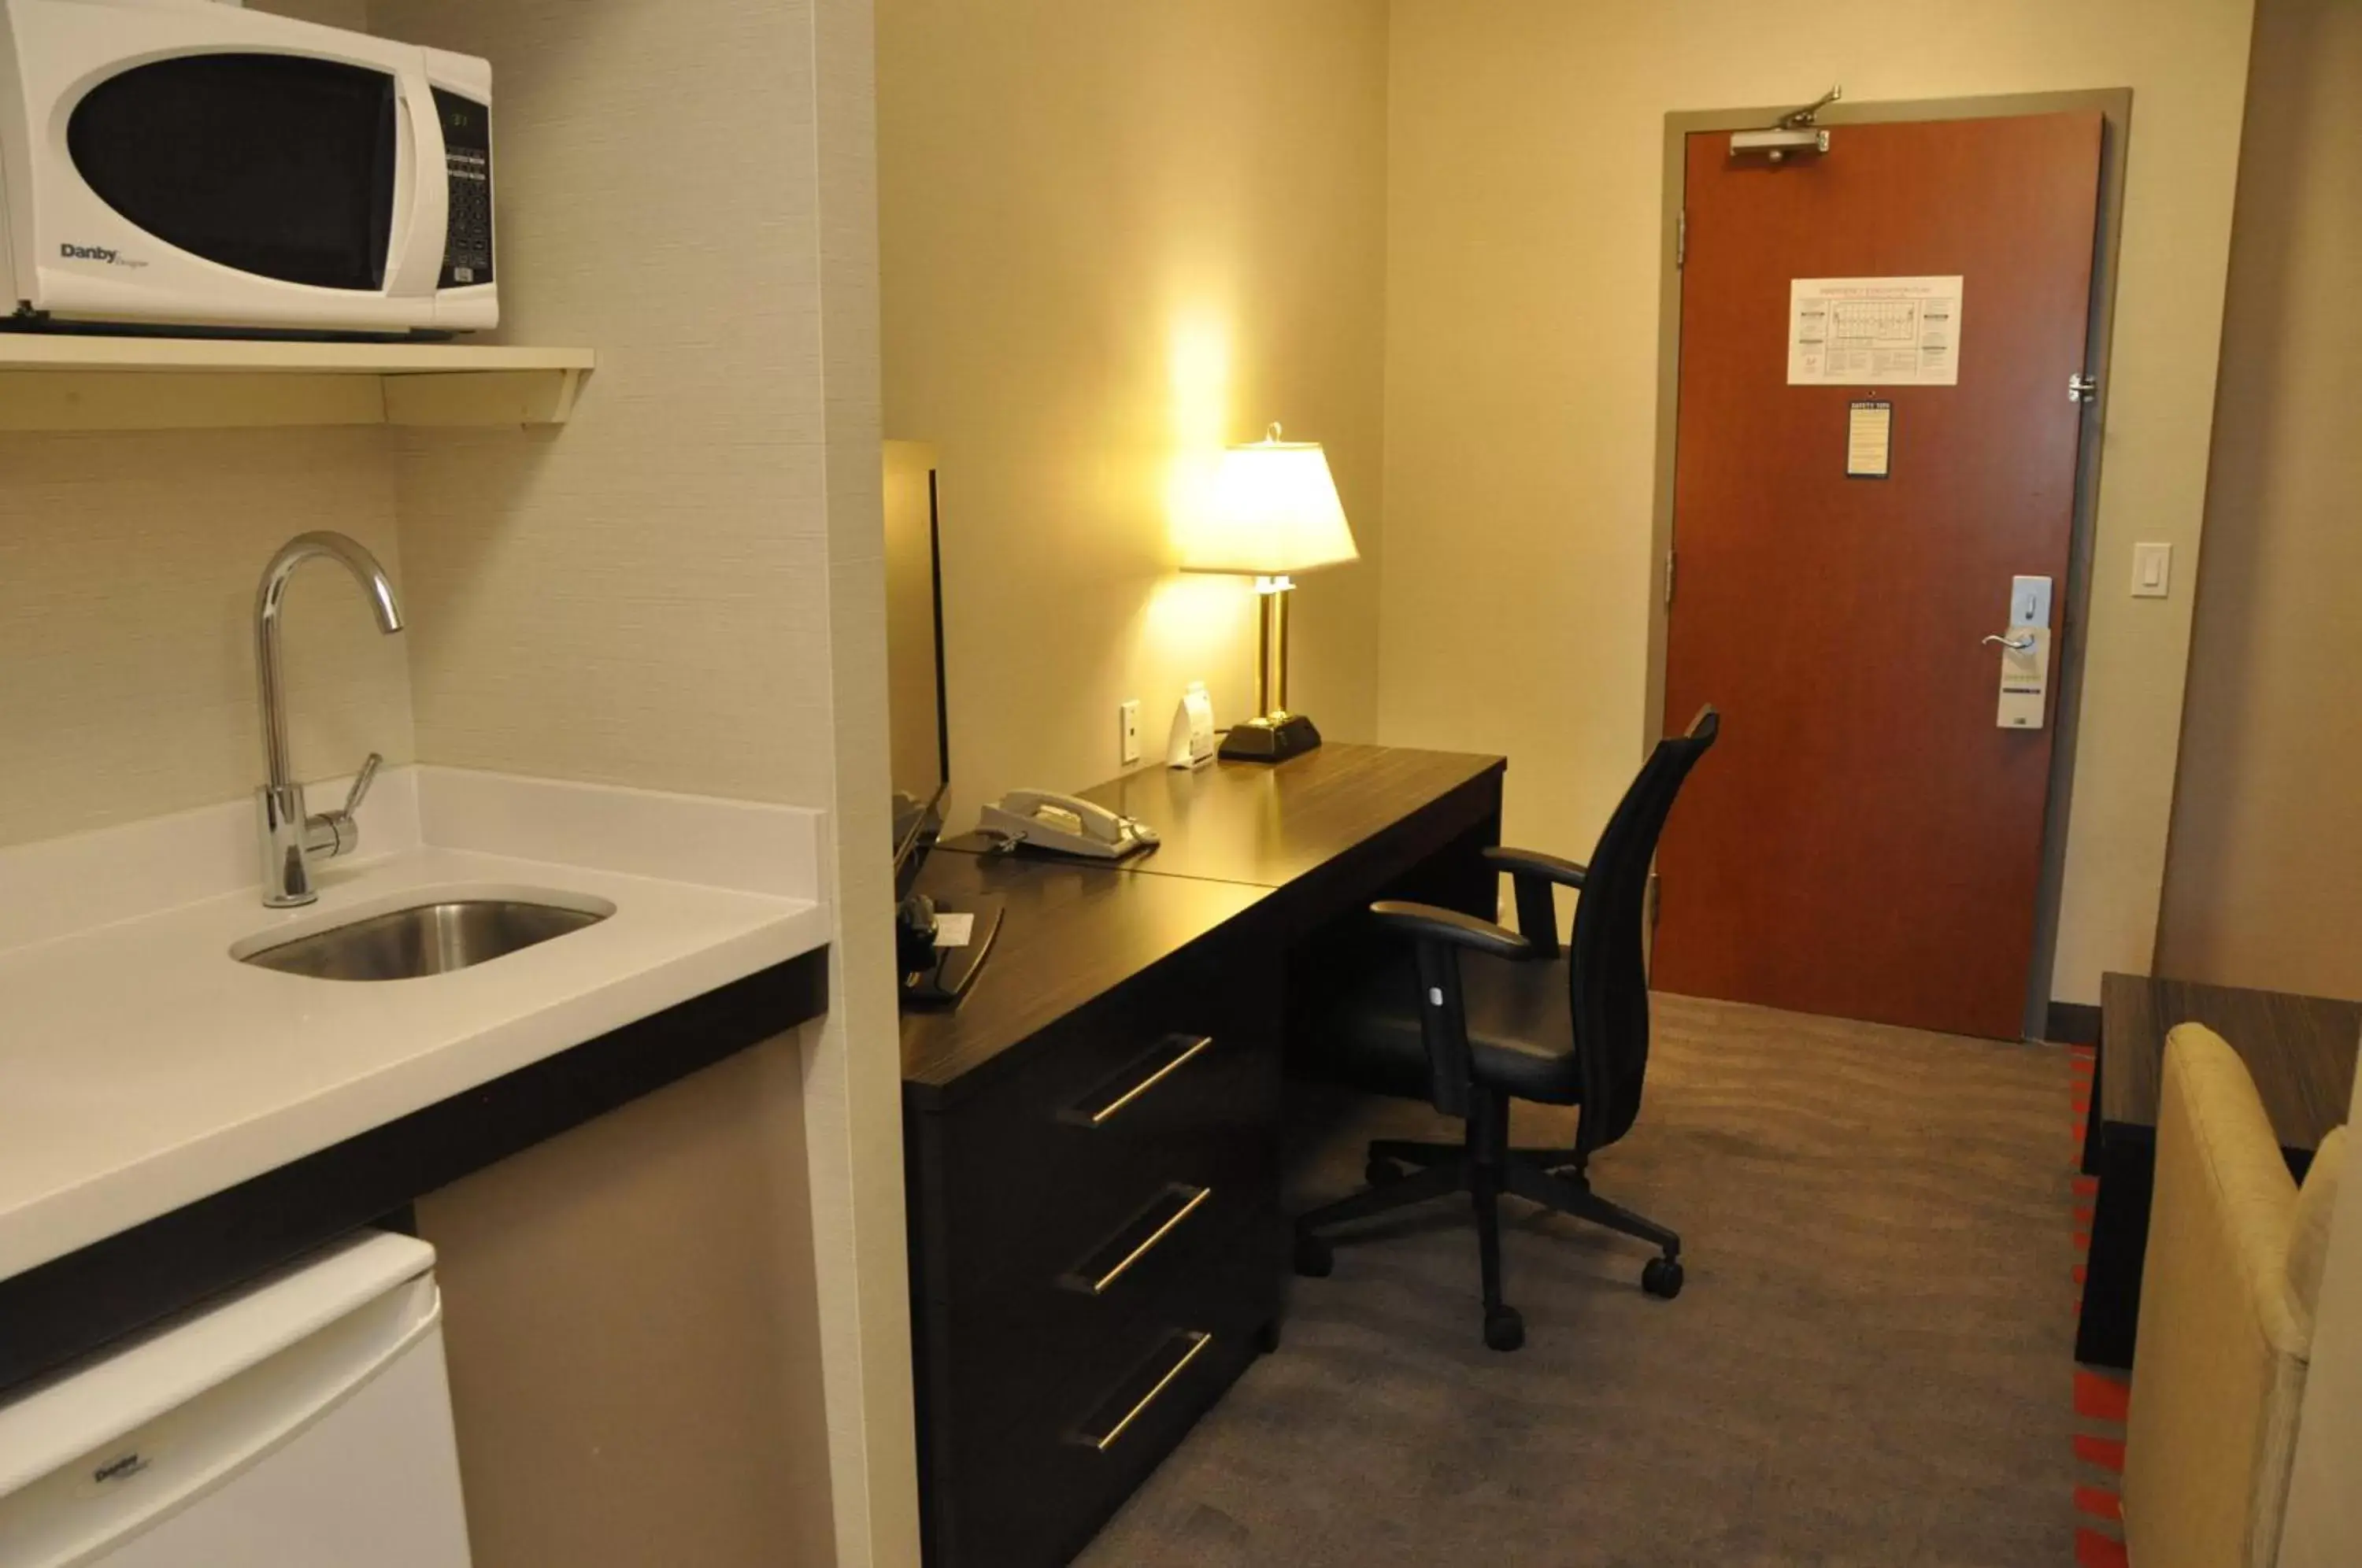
[1366, 901, 1529, 1118]
[1483, 845, 1587, 889]
[1484, 845, 1586, 956]
[1369, 900, 1533, 962]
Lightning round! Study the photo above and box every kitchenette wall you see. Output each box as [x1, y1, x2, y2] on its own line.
[377, 0, 839, 808]
[0, 425, 411, 846]
[0, 0, 408, 852]
[0, 0, 905, 1564]
[368, 1, 907, 1564]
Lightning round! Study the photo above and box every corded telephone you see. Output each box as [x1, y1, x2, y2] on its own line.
[977, 789, 1159, 860]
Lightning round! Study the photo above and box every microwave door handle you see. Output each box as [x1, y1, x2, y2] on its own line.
[382, 66, 449, 298]
[381, 80, 418, 286]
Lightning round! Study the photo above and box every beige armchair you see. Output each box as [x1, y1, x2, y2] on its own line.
[2122, 1023, 2348, 1568]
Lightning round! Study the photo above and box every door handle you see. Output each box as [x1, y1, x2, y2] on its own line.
[1983, 634, 2035, 652]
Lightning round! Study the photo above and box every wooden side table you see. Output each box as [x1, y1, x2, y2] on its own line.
[2075, 972, 2360, 1368]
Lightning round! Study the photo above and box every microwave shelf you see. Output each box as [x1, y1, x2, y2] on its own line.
[0, 338, 594, 432]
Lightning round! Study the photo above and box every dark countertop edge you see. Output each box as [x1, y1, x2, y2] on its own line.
[0, 945, 828, 1401]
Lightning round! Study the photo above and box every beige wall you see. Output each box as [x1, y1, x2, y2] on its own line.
[0, 427, 411, 846]
[373, 2, 905, 1563]
[378, 0, 838, 808]
[0, 2, 401, 851]
[270, 0, 368, 27]
[801, 0, 921, 1559]
[2157, 0, 2362, 1001]
[414, 1035, 835, 1568]
[2165, 11, 2360, 1540]
[1381, 0, 2255, 1005]
[0, 0, 898, 1558]
[877, 0, 1390, 814]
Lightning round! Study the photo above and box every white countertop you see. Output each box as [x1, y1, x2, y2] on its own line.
[0, 767, 831, 1281]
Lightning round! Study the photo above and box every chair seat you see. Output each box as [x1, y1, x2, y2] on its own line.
[1316, 945, 1583, 1105]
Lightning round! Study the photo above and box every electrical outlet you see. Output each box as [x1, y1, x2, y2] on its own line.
[1118, 699, 1142, 764]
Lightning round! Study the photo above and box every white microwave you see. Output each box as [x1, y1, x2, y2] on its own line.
[0, 0, 494, 334]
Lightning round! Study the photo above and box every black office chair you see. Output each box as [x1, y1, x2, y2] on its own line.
[1293, 705, 1720, 1351]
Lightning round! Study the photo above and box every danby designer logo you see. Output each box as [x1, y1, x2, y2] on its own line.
[92, 1450, 149, 1484]
[60, 242, 144, 268]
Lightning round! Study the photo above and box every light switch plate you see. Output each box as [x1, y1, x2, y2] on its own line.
[2131, 542, 2172, 599]
[1118, 699, 1141, 764]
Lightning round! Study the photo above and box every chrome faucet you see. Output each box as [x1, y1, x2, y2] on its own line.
[254, 531, 405, 908]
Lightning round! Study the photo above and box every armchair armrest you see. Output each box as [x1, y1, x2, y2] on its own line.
[1369, 900, 1533, 962]
[1483, 845, 1587, 888]
[1366, 900, 1531, 1116]
[1484, 845, 1587, 956]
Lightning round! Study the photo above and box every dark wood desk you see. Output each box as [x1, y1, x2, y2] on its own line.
[1080, 743, 1508, 886]
[901, 746, 1504, 1568]
[2075, 971, 2361, 1367]
[901, 849, 1270, 1104]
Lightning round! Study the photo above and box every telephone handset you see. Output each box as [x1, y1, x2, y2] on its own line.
[978, 789, 1159, 861]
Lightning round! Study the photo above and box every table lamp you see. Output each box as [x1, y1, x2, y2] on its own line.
[1182, 424, 1359, 762]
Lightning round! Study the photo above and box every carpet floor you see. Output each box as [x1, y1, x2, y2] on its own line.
[1076, 993, 2079, 1568]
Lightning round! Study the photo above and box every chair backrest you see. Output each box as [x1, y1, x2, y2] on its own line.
[1564, 704, 1718, 1159]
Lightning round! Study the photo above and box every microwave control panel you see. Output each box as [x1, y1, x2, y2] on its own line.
[433, 89, 493, 288]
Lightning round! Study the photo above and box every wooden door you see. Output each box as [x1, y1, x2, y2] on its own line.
[1654, 113, 2104, 1039]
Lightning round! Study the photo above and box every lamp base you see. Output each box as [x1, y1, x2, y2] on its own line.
[1219, 712, 1322, 763]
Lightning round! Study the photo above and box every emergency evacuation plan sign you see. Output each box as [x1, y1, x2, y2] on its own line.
[1788, 276, 1962, 386]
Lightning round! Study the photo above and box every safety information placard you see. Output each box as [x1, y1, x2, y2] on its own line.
[1846, 400, 1893, 478]
[1788, 276, 1963, 386]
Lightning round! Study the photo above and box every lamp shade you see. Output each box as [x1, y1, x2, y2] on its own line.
[1179, 427, 1358, 576]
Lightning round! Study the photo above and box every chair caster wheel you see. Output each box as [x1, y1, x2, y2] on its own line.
[1642, 1256, 1684, 1299]
[1483, 1305, 1525, 1352]
[1364, 1156, 1405, 1187]
[1254, 1318, 1282, 1355]
[1293, 1233, 1333, 1278]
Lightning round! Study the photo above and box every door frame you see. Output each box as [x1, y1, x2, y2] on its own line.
[1642, 89, 2135, 1040]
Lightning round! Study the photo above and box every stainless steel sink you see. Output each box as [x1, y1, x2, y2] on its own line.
[237, 897, 611, 982]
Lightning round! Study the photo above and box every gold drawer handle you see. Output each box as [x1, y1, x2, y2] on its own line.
[1069, 1185, 1211, 1296]
[1081, 1332, 1212, 1452]
[1072, 1034, 1213, 1126]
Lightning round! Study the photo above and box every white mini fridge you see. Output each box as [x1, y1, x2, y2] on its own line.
[0, 1231, 473, 1567]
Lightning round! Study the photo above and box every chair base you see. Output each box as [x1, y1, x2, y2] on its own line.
[1296, 1108, 1683, 1349]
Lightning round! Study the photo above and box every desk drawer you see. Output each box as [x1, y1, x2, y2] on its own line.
[924, 1234, 1271, 1568]
[935, 1184, 1283, 1433]
[915, 956, 1282, 1301]
[905, 938, 1287, 1568]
